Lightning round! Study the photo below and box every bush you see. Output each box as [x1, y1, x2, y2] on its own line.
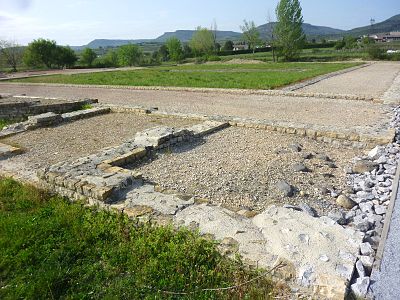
[389, 52, 400, 61]
[206, 55, 221, 62]
[367, 46, 386, 60]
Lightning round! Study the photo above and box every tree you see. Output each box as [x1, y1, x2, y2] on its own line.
[223, 40, 234, 51]
[81, 48, 97, 67]
[274, 0, 306, 61]
[24, 38, 57, 68]
[54, 46, 77, 68]
[103, 49, 119, 67]
[0, 40, 24, 72]
[240, 20, 261, 54]
[267, 12, 277, 62]
[183, 44, 193, 58]
[118, 44, 143, 66]
[158, 44, 169, 62]
[165, 37, 183, 62]
[190, 27, 215, 56]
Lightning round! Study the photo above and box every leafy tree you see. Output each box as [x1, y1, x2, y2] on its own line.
[223, 40, 234, 51]
[190, 27, 215, 56]
[274, 0, 306, 61]
[183, 44, 193, 58]
[0, 40, 24, 72]
[102, 49, 119, 67]
[23, 38, 57, 68]
[165, 37, 183, 62]
[343, 36, 358, 49]
[334, 39, 346, 50]
[158, 44, 169, 62]
[81, 48, 97, 67]
[118, 44, 143, 66]
[240, 20, 261, 53]
[54, 46, 77, 68]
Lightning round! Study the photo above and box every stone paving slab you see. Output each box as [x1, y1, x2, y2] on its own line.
[0, 142, 22, 157]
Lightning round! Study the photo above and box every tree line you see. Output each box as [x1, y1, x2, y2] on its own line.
[0, 0, 340, 71]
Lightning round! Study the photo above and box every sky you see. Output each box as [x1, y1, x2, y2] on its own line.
[0, 0, 399, 46]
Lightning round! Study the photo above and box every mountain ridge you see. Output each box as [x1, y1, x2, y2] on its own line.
[73, 14, 400, 50]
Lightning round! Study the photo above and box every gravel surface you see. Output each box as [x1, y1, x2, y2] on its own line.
[133, 127, 361, 215]
[0, 83, 389, 135]
[0, 113, 197, 169]
[298, 62, 400, 97]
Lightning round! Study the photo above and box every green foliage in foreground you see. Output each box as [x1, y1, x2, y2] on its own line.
[0, 119, 12, 130]
[13, 62, 360, 90]
[0, 178, 280, 299]
[0, 118, 24, 130]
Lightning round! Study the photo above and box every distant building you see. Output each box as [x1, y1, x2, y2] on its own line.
[369, 32, 400, 42]
[232, 42, 249, 51]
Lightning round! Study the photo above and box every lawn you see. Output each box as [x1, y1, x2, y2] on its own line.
[0, 177, 285, 299]
[13, 62, 361, 90]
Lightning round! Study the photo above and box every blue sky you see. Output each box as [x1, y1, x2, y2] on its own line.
[0, 0, 399, 45]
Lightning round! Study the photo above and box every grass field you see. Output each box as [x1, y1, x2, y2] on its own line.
[0, 177, 285, 299]
[13, 62, 361, 90]
[217, 48, 370, 62]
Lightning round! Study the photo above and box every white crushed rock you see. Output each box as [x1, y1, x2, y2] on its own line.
[134, 126, 361, 215]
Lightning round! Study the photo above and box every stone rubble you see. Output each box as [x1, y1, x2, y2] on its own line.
[342, 105, 400, 298]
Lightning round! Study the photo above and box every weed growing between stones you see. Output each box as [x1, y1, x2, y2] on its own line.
[79, 103, 93, 110]
[0, 177, 285, 299]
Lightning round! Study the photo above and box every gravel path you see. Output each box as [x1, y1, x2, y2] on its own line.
[0, 113, 196, 170]
[298, 62, 400, 97]
[133, 127, 361, 215]
[0, 83, 389, 135]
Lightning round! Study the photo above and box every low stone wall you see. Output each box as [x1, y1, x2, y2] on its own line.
[0, 107, 110, 139]
[106, 104, 395, 150]
[34, 120, 365, 299]
[37, 121, 228, 203]
[0, 96, 98, 119]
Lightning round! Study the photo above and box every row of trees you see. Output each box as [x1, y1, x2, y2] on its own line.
[158, 0, 306, 62]
[0, 0, 308, 70]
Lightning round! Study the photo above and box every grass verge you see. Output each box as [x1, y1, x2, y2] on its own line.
[0, 177, 285, 299]
[12, 62, 361, 90]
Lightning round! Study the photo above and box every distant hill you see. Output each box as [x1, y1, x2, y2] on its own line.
[154, 30, 242, 43]
[73, 14, 400, 49]
[346, 14, 400, 36]
[257, 22, 344, 39]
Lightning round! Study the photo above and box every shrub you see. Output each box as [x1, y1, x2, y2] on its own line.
[367, 46, 386, 60]
[206, 55, 221, 62]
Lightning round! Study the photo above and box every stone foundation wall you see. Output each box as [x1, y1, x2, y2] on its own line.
[0, 97, 97, 119]
[106, 105, 395, 150]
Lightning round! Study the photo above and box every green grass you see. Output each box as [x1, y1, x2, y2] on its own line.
[0, 178, 284, 299]
[12, 62, 361, 90]
[0, 119, 24, 130]
[79, 103, 93, 110]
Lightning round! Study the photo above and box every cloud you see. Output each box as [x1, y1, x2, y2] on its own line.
[0, 0, 32, 12]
